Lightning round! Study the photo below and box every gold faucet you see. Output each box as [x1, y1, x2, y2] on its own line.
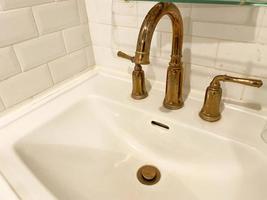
[199, 75, 263, 122]
[117, 2, 184, 109]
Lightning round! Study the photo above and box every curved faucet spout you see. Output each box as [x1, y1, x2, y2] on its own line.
[134, 3, 183, 66]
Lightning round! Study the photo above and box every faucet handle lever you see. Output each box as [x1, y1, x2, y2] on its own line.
[117, 51, 135, 63]
[210, 75, 263, 88]
[199, 74, 263, 122]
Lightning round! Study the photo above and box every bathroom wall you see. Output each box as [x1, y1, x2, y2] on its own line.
[0, 0, 95, 112]
[86, 0, 267, 110]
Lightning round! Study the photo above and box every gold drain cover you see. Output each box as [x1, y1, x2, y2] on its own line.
[137, 165, 161, 185]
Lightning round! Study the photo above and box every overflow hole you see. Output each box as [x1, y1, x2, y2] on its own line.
[151, 121, 170, 130]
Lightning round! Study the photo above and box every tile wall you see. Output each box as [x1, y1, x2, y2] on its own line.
[87, 0, 267, 110]
[0, 0, 266, 113]
[0, 0, 95, 112]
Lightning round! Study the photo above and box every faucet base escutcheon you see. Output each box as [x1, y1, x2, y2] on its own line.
[163, 62, 184, 109]
[131, 64, 148, 100]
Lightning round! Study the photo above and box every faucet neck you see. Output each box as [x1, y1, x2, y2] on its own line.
[134, 3, 183, 66]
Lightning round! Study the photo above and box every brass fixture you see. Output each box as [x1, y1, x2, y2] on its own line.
[117, 2, 184, 109]
[132, 64, 148, 99]
[137, 165, 161, 185]
[199, 75, 263, 122]
[117, 52, 148, 99]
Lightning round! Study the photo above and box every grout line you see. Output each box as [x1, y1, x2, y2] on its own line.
[213, 39, 221, 69]
[0, 97, 6, 111]
[30, 6, 40, 37]
[11, 45, 23, 73]
[60, 30, 69, 54]
[47, 64, 56, 84]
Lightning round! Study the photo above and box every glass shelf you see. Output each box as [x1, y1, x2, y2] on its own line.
[129, 0, 267, 6]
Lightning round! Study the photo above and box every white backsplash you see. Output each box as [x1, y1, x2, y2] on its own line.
[87, 0, 267, 110]
[0, 0, 95, 112]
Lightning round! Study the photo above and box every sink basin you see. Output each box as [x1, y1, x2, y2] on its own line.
[0, 68, 267, 200]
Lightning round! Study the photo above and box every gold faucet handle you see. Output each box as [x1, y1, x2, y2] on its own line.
[210, 75, 263, 88]
[199, 74, 263, 122]
[117, 51, 135, 63]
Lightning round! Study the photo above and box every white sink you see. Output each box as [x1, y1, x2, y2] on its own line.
[0, 67, 267, 200]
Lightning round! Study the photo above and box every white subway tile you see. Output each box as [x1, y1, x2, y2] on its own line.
[186, 37, 219, 67]
[216, 41, 256, 74]
[248, 44, 267, 78]
[137, 1, 157, 16]
[33, 0, 80, 35]
[161, 32, 180, 60]
[93, 46, 132, 74]
[112, 27, 139, 49]
[252, 6, 265, 27]
[261, 7, 267, 27]
[0, 98, 4, 112]
[185, 64, 214, 93]
[221, 82, 244, 100]
[77, 0, 88, 23]
[113, 0, 137, 16]
[175, 3, 192, 34]
[89, 23, 112, 47]
[258, 27, 267, 44]
[14, 32, 66, 71]
[63, 25, 91, 53]
[216, 41, 267, 77]
[113, 14, 138, 28]
[48, 49, 88, 83]
[0, 47, 21, 80]
[143, 56, 170, 82]
[86, 0, 112, 24]
[191, 5, 263, 26]
[137, 2, 190, 18]
[191, 22, 260, 42]
[85, 46, 95, 66]
[161, 32, 178, 58]
[155, 16, 173, 33]
[0, 0, 53, 10]
[0, 8, 38, 47]
[0, 65, 53, 108]
[182, 36, 193, 64]
[161, 34, 218, 67]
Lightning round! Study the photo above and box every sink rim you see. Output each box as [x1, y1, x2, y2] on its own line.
[0, 66, 266, 200]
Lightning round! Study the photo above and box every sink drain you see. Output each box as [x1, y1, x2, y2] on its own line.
[137, 165, 161, 185]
